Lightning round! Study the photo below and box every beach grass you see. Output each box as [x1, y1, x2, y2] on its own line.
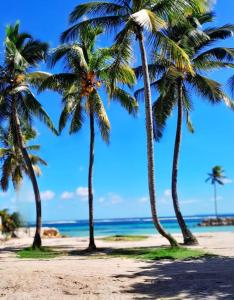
[17, 247, 63, 259]
[101, 235, 148, 242]
[108, 246, 208, 260]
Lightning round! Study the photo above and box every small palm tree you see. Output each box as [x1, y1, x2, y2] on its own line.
[0, 127, 47, 192]
[39, 26, 138, 250]
[58, 0, 207, 248]
[135, 12, 234, 244]
[206, 166, 226, 219]
[0, 22, 56, 248]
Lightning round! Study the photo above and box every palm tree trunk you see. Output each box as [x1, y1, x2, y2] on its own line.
[88, 111, 96, 250]
[12, 110, 42, 249]
[137, 30, 178, 247]
[171, 80, 198, 245]
[214, 182, 218, 219]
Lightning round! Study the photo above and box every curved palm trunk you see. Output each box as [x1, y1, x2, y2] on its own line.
[88, 112, 96, 250]
[137, 31, 178, 247]
[171, 81, 198, 245]
[214, 183, 218, 219]
[13, 110, 42, 249]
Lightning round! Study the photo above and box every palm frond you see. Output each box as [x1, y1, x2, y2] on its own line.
[69, 2, 124, 23]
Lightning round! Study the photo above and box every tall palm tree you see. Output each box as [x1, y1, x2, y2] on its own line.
[0, 126, 47, 195]
[0, 22, 56, 248]
[135, 12, 234, 244]
[206, 166, 226, 219]
[59, 0, 207, 248]
[39, 25, 138, 250]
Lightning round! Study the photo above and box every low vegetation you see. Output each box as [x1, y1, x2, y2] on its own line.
[108, 247, 208, 261]
[101, 235, 148, 242]
[17, 247, 63, 259]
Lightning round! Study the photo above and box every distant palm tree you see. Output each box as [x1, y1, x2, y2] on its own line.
[59, 0, 207, 248]
[206, 166, 226, 219]
[135, 12, 234, 244]
[0, 22, 56, 248]
[0, 127, 47, 192]
[39, 26, 138, 250]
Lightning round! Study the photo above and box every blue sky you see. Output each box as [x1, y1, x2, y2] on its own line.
[0, 0, 234, 222]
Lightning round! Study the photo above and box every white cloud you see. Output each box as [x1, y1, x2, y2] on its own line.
[76, 187, 89, 200]
[60, 191, 74, 200]
[41, 190, 55, 201]
[109, 193, 123, 205]
[223, 178, 233, 184]
[139, 196, 148, 204]
[163, 189, 171, 197]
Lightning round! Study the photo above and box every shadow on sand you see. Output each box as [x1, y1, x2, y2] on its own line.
[114, 256, 234, 299]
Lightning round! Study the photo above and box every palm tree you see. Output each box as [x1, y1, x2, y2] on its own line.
[0, 22, 56, 248]
[206, 166, 226, 219]
[59, 0, 207, 248]
[0, 126, 47, 198]
[135, 12, 234, 244]
[39, 26, 138, 250]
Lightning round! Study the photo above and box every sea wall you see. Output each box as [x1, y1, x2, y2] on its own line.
[198, 218, 234, 227]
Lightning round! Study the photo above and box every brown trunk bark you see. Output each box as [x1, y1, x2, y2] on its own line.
[214, 182, 218, 219]
[12, 109, 42, 249]
[88, 111, 96, 250]
[137, 30, 178, 247]
[171, 80, 198, 245]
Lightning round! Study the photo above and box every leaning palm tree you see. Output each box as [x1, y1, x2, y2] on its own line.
[135, 12, 234, 244]
[0, 126, 47, 197]
[0, 22, 56, 248]
[59, 0, 207, 247]
[39, 25, 138, 250]
[206, 166, 226, 219]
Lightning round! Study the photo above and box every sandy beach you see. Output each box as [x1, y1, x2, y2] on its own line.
[0, 231, 234, 299]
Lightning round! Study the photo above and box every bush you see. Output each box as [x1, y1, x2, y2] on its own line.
[0, 209, 23, 234]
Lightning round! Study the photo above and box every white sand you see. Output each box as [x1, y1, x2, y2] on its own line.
[0, 231, 234, 299]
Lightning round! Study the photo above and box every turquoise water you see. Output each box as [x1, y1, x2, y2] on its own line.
[40, 215, 234, 237]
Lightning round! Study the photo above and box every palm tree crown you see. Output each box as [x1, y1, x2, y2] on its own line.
[61, 0, 209, 71]
[145, 12, 234, 139]
[206, 165, 226, 186]
[40, 25, 138, 139]
[0, 22, 56, 133]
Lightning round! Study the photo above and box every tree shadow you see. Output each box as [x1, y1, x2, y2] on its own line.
[116, 256, 234, 299]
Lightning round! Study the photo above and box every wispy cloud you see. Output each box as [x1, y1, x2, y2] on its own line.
[138, 196, 148, 204]
[97, 193, 124, 205]
[223, 178, 233, 184]
[0, 191, 10, 198]
[163, 189, 171, 197]
[76, 187, 89, 201]
[109, 193, 123, 205]
[180, 199, 199, 205]
[98, 197, 105, 204]
[41, 190, 55, 201]
[60, 191, 74, 200]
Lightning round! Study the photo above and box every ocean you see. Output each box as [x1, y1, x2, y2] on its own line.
[37, 214, 234, 237]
